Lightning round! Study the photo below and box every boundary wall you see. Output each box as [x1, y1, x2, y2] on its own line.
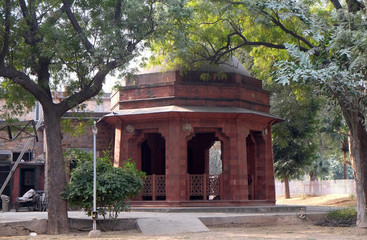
[275, 179, 356, 196]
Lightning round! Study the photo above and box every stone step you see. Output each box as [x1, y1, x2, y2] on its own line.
[132, 205, 306, 214]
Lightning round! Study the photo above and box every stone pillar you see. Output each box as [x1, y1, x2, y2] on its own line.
[218, 135, 230, 200]
[228, 135, 239, 200]
[205, 146, 210, 175]
[264, 125, 276, 201]
[162, 120, 187, 204]
[126, 128, 143, 171]
[223, 120, 248, 201]
[237, 126, 249, 200]
[254, 132, 266, 200]
[228, 120, 249, 201]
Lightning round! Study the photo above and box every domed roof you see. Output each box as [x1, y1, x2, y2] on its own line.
[138, 56, 251, 77]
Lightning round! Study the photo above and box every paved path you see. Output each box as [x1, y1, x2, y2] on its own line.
[137, 215, 209, 235]
[0, 205, 341, 235]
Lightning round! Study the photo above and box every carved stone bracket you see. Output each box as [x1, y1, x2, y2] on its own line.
[126, 124, 134, 134]
[183, 123, 192, 132]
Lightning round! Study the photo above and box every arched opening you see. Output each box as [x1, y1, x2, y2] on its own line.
[209, 141, 222, 175]
[140, 133, 166, 200]
[187, 132, 222, 200]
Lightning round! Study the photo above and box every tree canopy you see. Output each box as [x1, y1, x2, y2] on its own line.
[0, 0, 188, 234]
[150, 0, 367, 226]
[272, 85, 319, 198]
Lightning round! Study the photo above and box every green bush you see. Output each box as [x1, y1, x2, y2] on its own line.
[63, 150, 145, 231]
[326, 208, 357, 221]
[315, 207, 357, 227]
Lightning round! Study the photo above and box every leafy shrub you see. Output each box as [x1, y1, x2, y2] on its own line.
[314, 208, 357, 227]
[63, 150, 145, 231]
[326, 208, 357, 221]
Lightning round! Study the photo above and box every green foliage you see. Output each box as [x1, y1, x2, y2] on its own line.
[149, 0, 367, 128]
[0, 0, 188, 233]
[0, 80, 36, 119]
[326, 158, 354, 180]
[307, 155, 330, 181]
[146, 0, 367, 225]
[311, 102, 354, 180]
[149, 0, 317, 71]
[216, 72, 227, 80]
[0, 0, 190, 108]
[326, 208, 357, 222]
[315, 207, 357, 227]
[275, 11, 367, 119]
[350, 193, 355, 201]
[149, 0, 366, 186]
[63, 148, 93, 166]
[200, 73, 211, 81]
[272, 85, 319, 181]
[61, 118, 94, 137]
[63, 150, 145, 230]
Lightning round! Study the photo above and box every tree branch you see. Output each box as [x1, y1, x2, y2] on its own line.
[213, 41, 288, 64]
[114, 0, 122, 25]
[129, 0, 156, 51]
[224, 1, 247, 5]
[346, 0, 363, 13]
[10, 1, 52, 99]
[261, 10, 314, 49]
[0, 66, 50, 103]
[215, 26, 310, 62]
[225, 1, 314, 49]
[18, 0, 40, 45]
[117, 0, 156, 58]
[201, 28, 309, 64]
[202, 15, 311, 63]
[210, 31, 237, 62]
[37, 56, 52, 97]
[329, 0, 343, 10]
[61, 0, 94, 52]
[59, 61, 117, 115]
[0, 0, 11, 66]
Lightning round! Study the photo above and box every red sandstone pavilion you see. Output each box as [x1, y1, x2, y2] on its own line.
[100, 57, 282, 207]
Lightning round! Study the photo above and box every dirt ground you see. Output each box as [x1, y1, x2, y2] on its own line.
[276, 193, 358, 208]
[2, 225, 367, 240]
[0, 194, 363, 240]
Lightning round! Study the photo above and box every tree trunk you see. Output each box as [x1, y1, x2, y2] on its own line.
[343, 110, 367, 227]
[342, 137, 349, 179]
[284, 176, 290, 199]
[44, 110, 69, 234]
[350, 128, 367, 227]
[344, 152, 347, 179]
[309, 173, 312, 193]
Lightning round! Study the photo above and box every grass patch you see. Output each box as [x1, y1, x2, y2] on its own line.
[327, 208, 357, 221]
[314, 208, 357, 227]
